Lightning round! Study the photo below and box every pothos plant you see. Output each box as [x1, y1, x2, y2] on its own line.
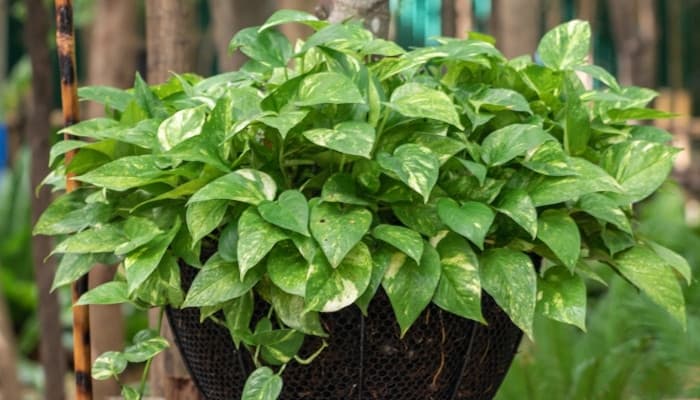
[35, 10, 690, 399]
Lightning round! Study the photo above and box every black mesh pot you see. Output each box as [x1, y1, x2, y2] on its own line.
[167, 264, 522, 400]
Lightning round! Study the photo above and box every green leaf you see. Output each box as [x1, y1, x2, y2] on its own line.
[393, 199, 445, 237]
[157, 106, 206, 151]
[389, 83, 463, 129]
[34, 193, 111, 235]
[602, 228, 635, 255]
[601, 140, 678, 203]
[470, 88, 532, 114]
[186, 200, 228, 243]
[92, 351, 127, 380]
[224, 291, 254, 347]
[52, 253, 101, 291]
[241, 367, 283, 400]
[606, 108, 676, 122]
[574, 64, 620, 90]
[183, 254, 264, 307]
[578, 193, 632, 233]
[537, 20, 591, 70]
[382, 243, 441, 337]
[377, 144, 440, 203]
[49, 140, 89, 167]
[58, 118, 121, 139]
[259, 9, 324, 31]
[166, 133, 230, 172]
[218, 223, 238, 262]
[75, 155, 168, 191]
[116, 217, 164, 256]
[270, 286, 326, 336]
[495, 189, 538, 238]
[258, 190, 310, 236]
[134, 72, 168, 118]
[237, 208, 288, 278]
[529, 157, 622, 206]
[123, 330, 169, 362]
[356, 245, 394, 315]
[437, 198, 495, 250]
[614, 246, 686, 328]
[536, 266, 586, 330]
[295, 72, 364, 106]
[457, 159, 487, 186]
[258, 110, 308, 138]
[433, 233, 484, 322]
[310, 202, 372, 268]
[481, 124, 551, 166]
[372, 224, 424, 264]
[322, 173, 372, 206]
[563, 75, 591, 155]
[480, 249, 536, 339]
[646, 241, 692, 285]
[78, 86, 134, 111]
[53, 224, 127, 254]
[537, 210, 581, 271]
[522, 141, 577, 176]
[124, 220, 180, 294]
[305, 242, 372, 312]
[303, 121, 375, 158]
[190, 169, 277, 205]
[76, 281, 129, 306]
[229, 27, 292, 68]
[121, 386, 139, 400]
[267, 241, 310, 297]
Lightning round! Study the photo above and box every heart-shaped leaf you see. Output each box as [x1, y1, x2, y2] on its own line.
[157, 106, 207, 151]
[270, 285, 326, 336]
[183, 254, 265, 307]
[241, 367, 283, 400]
[481, 124, 551, 166]
[382, 243, 441, 337]
[437, 198, 495, 250]
[537, 210, 581, 271]
[310, 202, 372, 268]
[237, 208, 288, 278]
[480, 249, 536, 339]
[389, 82, 463, 129]
[322, 173, 372, 206]
[190, 169, 277, 205]
[614, 246, 686, 328]
[377, 144, 440, 203]
[536, 266, 586, 331]
[186, 199, 228, 243]
[495, 189, 537, 238]
[537, 19, 591, 70]
[258, 190, 310, 236]
[303, 121, 375, 158]
[295, 72, 364, 106]
[305, 242, 372, 312]
[267, 241, 310, 297]
[433, 233, 484, 322]
[372, 224, 424, 264]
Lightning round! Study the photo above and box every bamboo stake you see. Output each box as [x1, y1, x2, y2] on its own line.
[54, 1, 93, 399]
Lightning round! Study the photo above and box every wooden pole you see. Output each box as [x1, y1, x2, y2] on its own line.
[54, 1, 93, 399]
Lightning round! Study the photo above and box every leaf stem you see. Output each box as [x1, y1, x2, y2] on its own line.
[294, 340, 328, 365]
[137, 307, 165, 398]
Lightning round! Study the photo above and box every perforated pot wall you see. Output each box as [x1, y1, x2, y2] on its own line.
[167, 264, 522, 400]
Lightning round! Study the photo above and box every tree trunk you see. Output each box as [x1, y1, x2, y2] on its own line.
[145, 1, 202, 398]
[316, 0, 391, 39]
[24, 0, 67, 399]
[607, 0, 658, 87]
[491, 0, 542, 58]
[0, 288, 21, 400]
[209, 0, 276, 72]
[454, 0, 473, 39]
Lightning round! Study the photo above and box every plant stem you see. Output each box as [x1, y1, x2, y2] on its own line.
[137, 307, 165, 398]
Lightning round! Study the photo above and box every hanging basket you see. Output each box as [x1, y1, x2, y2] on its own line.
[167, 263, 522, 400]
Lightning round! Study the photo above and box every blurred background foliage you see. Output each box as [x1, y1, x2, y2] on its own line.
[1, 0, 699, 398]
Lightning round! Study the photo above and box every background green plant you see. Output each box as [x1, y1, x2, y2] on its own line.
[497, 182, 700, 400]
[35, 11, 690, 399]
